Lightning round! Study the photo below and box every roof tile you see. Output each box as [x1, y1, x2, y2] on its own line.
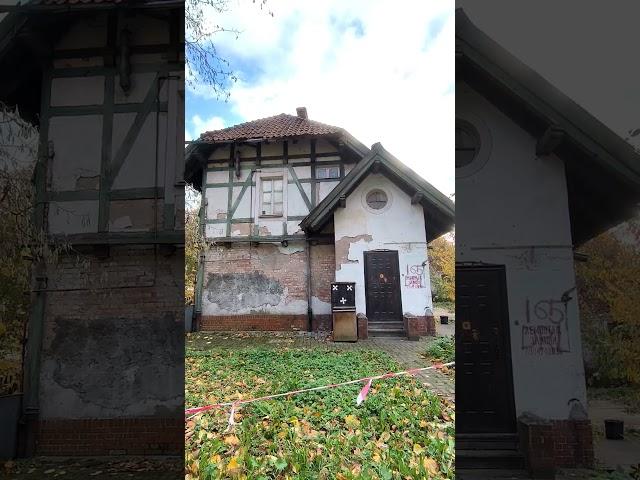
[200, 113, 342, 143]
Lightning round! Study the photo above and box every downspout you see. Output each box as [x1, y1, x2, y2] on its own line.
[306, 238, 313, 332]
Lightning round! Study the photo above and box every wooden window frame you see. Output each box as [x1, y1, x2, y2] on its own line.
[259, 175, 284, 217]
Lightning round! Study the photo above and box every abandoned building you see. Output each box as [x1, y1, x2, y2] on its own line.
[456, 9, 640, 475]
[185, 109, 455, 338]
[0, 0, 184, 456]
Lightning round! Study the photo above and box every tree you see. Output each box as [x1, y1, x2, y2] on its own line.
[428, 233, 455, 307]
[185, 0, 271, 97]
[0, 104, 39, 393]
[576, 223, 640, 386]
[185, 185, 204, 305]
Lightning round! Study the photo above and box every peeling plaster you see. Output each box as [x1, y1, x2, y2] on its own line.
[335, 234, 372, 271]
[278, 244, 305, 255]
[311, 295, 331, 315]
[75, 175, 100, 190]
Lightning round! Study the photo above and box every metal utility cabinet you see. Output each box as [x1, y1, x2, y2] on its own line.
[331, 282, 357, 342]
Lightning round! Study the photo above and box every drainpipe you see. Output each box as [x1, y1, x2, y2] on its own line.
[306, 238, 313, 332]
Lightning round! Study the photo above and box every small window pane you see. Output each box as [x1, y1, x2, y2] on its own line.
[329, 167, 340, 178]
[263, 180, 272, 192]
[262, 192, 271, 204]
[273, 191, 283, 203]
[317, 168, 327, 179]
[455, 120, 480, 168]
[366, 189, 388, 210]
[273, 179, 283, 192]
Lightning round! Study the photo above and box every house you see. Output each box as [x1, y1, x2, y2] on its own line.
[184, 108, 455, 338]
[456, 9, 640, 474]
[0, 0, 184, 456]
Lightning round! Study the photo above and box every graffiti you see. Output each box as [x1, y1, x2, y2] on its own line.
[404, 264, 425, 288]
[521, 297, 570, 355]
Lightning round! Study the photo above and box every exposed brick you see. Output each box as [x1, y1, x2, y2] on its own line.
[201, 242, 336, 332]
[357, 313, 368, 340]
[37, 417, 183, 456]
[404, 315, 433, 340]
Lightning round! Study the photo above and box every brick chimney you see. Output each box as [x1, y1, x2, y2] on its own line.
[296, 107, 308, 120]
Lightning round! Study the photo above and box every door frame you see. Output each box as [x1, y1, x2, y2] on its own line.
[456, 263, 517, 433]
[363, 249, 403, 322]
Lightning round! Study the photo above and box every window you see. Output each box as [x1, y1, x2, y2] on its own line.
[260, 177, 284, 216]
[366, 189, 388, 210]
[316, 166, 340, 179]
[456, 119, 481, 168]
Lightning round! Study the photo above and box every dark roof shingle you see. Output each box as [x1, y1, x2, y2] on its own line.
[200, 113, 343, 143]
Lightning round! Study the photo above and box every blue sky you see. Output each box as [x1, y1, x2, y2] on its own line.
[186, 0, 454, 196]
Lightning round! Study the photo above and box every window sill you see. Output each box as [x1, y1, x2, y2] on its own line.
[259, 214, 284, 219]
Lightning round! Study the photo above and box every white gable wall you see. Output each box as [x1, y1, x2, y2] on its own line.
[334, 173, 432, 317]
[457, 81, 587, 420]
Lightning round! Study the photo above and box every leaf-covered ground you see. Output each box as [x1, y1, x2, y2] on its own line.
[185, 345, 454, 480]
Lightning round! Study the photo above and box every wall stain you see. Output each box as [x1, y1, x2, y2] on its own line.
[205, 271, 284, 310]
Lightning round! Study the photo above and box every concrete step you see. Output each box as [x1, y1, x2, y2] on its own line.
[458, 433, 520, 451]
[456, 449, 525, 470]
[368, 322, 405, 337]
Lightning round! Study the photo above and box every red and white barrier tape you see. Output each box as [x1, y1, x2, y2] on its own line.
[185, 361, 454, 422]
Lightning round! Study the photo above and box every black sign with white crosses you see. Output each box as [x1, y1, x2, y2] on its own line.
[331, 282, 356, 311]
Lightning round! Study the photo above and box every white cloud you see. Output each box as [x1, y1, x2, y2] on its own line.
[186, 114, 226, 141]
[189, 0, 454, 195]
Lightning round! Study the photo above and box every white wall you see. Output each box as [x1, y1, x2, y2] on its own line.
[333, 174, 432, 317]
[457, 81, 587, 420]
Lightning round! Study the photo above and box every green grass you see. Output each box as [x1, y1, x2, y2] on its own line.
[185, 345, 454, 480]
[423, 337, 454, 364]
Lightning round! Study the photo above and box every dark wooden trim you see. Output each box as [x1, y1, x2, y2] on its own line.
[310, 139, 317, 207]
[288, 164, 312, 211]
[49, 231, 184, 246]
[411, 192, 424, 205]
[108, 74, 162, 186]
[283, 140, 288, 165]
[48, 102, 168, 117]
[226, 145, 234, 237]
[98, 62, 115, 231]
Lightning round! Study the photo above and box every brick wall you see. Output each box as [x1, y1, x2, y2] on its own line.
[519, 418, 594, 475]
[33, 245, 184, 455]
[551, 419, 594, 468]
[200, 314, 307, 331]
[37, 418, 183, 456]
[200, 242, 336, 332]
[403, 315, 435, 339]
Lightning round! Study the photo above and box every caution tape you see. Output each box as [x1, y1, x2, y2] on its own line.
[185, 361, 454, 423]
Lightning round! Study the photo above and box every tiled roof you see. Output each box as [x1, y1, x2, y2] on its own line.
[29, 0, 125, 4]
[200, 113, 343, 143]
[28, 0, 177, 6]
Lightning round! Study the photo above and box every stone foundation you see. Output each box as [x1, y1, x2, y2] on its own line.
[357, 313, 368, 340]
[518, 417, 594, 477]
[403, 315, 436, 340]
[37, 417, 182, 455]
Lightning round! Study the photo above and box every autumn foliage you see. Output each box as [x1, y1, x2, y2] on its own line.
[576, 221, 640, 386]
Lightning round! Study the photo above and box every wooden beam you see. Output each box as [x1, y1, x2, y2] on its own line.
[536, 125, 565, 156]
[338, 195, 346, 208]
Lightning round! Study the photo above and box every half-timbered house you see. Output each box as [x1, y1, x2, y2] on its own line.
[185, 108, 455, 338]
[0, 0, 184, 456]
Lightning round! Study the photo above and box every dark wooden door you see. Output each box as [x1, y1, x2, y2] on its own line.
[456, 265, 516, 433]
[364, 250, 402, 322]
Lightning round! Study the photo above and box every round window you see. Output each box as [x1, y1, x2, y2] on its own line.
[455, 119, 481, 168]
[366, 189, 388, 210]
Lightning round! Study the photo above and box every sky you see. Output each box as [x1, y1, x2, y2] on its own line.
[457, 1, 640, 149]
[185, 0, 455, 197]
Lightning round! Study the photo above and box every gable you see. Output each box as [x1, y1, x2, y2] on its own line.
[300, 143, 455, 242]
[456, 8, 640, 244]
